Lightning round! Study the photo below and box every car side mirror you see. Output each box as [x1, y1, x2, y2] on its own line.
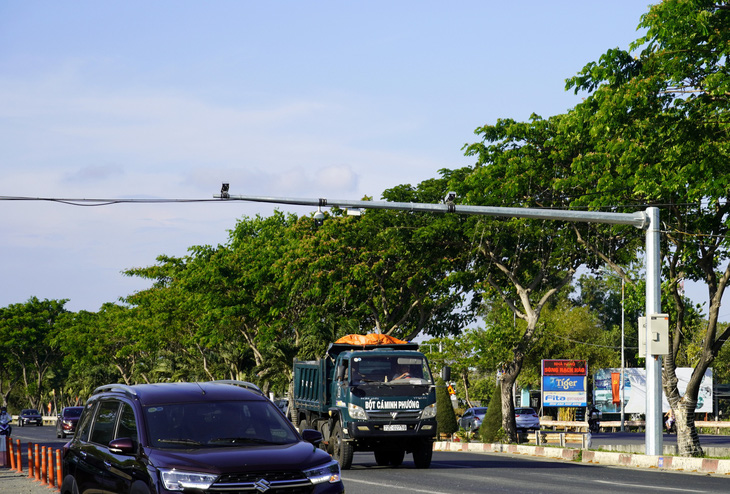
[301, 429, 323, 447]
[108, 437, 135, 455]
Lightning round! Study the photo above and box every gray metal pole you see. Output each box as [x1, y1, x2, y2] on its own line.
[215, 194, 649, 228]
[215, 190, 661, 449]
[645, 207, 663, 456]
[621, 278, 625, 432]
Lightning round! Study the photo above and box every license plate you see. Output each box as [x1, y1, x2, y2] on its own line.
[384, 424, 407, 431]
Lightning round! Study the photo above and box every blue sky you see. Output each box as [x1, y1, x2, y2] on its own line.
[4, 1, 722, 319]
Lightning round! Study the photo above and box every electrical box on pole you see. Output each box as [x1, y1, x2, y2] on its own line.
[638, 314, 670, 357]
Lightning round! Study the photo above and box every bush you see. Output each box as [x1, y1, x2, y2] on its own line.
[480, 383, 503, 443]
[436, 377, 458, 436]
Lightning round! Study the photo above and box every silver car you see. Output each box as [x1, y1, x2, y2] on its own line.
[458, 407, 488, 431]
[514, 407, 540, 431]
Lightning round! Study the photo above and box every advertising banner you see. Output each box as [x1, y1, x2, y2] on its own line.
[542, 359, 587, 376]
[541, 360, 588, 408]
[542, 391, 587, 407]
[594, 367, 713, 413]
[542, 376, 586, 392]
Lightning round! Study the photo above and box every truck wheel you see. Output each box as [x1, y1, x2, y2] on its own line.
[374, 449, 389, 466]
[290, 409, 300, 428]
[332, 422, 353, 470]
[389, 449, 405, 467]
[298, 419, 309, 434]
[412, 440, 432, 469]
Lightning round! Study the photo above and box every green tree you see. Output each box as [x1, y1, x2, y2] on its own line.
[306, 176, 476, 342]
[480, 383, 503, 443]
[435, 377, 458, 437]
[565, 0, 730, 456]
[0, 297, 68, 409]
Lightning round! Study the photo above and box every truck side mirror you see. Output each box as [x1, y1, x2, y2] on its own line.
[441, 366, 451, 382]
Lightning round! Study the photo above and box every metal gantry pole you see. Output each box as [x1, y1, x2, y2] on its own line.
[645, 207, 663, 456]
[621, 277, 626, 432]
[215, 190, 662, 452]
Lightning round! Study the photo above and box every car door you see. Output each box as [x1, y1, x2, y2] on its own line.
[66, 400, 114, 494]
[104, 401, 142, 494]
[85, 400, 123, 493]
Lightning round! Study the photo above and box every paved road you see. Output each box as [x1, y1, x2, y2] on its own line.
[4, 428, 730, 494]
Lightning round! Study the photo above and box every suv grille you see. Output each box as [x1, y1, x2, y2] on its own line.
[211, 471, 313, 493]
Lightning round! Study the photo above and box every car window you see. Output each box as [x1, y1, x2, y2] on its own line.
[91, 401, 120, 445]
[65, 408, 84, 418]
[144, 400, 298, 449]
[76, 403, 96, 442]
[116, 402, 139, 444]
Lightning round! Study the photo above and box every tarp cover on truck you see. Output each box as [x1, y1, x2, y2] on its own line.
[334, 334, 408, 346]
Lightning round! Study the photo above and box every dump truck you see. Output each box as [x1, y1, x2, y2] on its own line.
[291, 334, 437, 469]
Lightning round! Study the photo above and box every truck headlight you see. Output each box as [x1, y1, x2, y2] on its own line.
[420, 403, 437, 419]
[303, 460, 341, 484]
[348, 403, 368, 420]
[159, 469, 217, 491]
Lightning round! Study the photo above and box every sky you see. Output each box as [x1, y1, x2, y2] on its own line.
[1, 1, 726, 320]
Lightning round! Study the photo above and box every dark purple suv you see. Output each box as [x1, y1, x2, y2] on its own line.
[60, 381, 344, 494]
[56, 406, 84, 438]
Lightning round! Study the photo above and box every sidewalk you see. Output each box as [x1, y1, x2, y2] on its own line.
[0, 467, 56, 493]
[434, 439, 730, 475]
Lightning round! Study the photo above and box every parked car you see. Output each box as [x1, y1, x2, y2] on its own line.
[514, 407, 540, 431]
[60, 381, 344, 494]
[56, 406, 84, 438]
[18, 409, 43, 427]
[458, 407, 488, 432]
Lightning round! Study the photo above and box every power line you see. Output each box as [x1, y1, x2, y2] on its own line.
[0, 196, 226, 207]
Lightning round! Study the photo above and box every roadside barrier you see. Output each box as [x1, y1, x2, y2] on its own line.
[8, 438, 15, 470]
[28, 442, 34, 478]
[40, 446, 46, 485]
[15, 439, 22, 473]
[9, 440, 63, 491]
[35, 443, 40, 481]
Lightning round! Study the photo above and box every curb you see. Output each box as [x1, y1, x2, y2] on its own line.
[433, 441, 730, 475]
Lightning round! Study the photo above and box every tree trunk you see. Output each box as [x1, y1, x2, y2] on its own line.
[499, 363, 520, 443]
[674, 398, 703, 457]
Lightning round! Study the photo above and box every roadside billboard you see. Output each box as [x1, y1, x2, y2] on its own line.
[594, 367, 713, 413]
[541, 360, 587, 408]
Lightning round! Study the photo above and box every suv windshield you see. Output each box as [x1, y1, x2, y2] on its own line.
[145, 400, 297, 449]
[350, 356, 433, 385]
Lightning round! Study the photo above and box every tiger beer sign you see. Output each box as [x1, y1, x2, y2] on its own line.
[541, 360, 587, 408]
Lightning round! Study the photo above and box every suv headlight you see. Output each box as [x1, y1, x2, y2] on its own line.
[421, 403, 437, 419]
[159, 469, 217, 491]
[303, 460, 341, 484]
[348, 403, 368, 420]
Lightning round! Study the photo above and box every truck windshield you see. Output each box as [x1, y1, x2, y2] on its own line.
[350, 356, 433, 385]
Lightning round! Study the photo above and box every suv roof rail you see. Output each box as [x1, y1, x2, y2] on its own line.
[93, 384, 138, 397]
[209, 380, 265, 396]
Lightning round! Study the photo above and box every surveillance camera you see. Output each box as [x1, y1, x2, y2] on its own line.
[445, 191, 456, 203]
[313, 209, 325, 226]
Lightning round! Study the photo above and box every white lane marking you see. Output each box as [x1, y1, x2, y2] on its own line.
[344, 477, 452, 494]
[593, 480, 706, 493]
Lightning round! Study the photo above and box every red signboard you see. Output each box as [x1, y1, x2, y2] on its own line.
[542, 359, 587, 376]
